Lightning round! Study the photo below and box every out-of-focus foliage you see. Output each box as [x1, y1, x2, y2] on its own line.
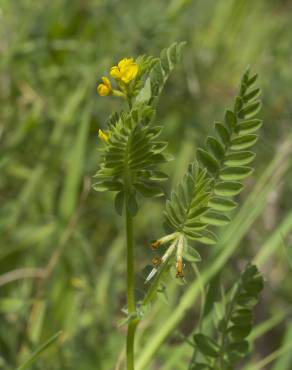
[0, 0, 291, 369]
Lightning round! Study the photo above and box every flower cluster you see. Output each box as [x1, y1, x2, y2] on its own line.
[97, 57, 139, 98]
[146, 232, 186, 282]
[110, 58, 139, 84]
[97, 57, 139, 143]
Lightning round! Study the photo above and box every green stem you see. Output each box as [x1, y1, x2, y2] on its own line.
[218, 285, 238, 369]
[127, 320, 138, 370]
[127, 97, 132, 110]
[188, 264, 206, 369]
[126, 204, 137, 370]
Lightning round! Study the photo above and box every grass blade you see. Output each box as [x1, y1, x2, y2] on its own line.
[16, 331, 62, 370]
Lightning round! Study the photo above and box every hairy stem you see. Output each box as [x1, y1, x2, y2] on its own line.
[126, 204, 137, 370]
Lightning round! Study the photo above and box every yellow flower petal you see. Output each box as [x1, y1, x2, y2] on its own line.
[110, 58, 139, 84]
[110, 66, 121, 80]
[97, 84, 110, 96]
[101, 76, 112, 91]
[120, 63, 139, 83]
[97, 76, 113, 96]
[118, 58, 134, 70]
[98, 129, 110, 143]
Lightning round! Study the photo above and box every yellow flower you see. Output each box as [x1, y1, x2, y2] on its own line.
[98, 129, 110, 143]
[97, 77, 113, 96]
[110, 58, 139, 84]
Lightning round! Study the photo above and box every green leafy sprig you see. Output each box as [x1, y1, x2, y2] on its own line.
[93, 42, 185, 216]
[146, 69, 262, 283]
[189, 264, 264, 370]
[166, 68, 262, 243]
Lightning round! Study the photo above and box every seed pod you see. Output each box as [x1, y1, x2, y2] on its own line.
[176, 257, 184, 278]
[152, 256, 162, 266]
[150, 240, 161, 250]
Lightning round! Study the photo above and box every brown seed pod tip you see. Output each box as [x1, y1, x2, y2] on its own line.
[176, 259, 184, 278]
[151, 257, 161, 266]
[150, 240, 161, 250]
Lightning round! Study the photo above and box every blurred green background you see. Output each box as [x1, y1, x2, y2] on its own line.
[0, 0, 292, 369]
